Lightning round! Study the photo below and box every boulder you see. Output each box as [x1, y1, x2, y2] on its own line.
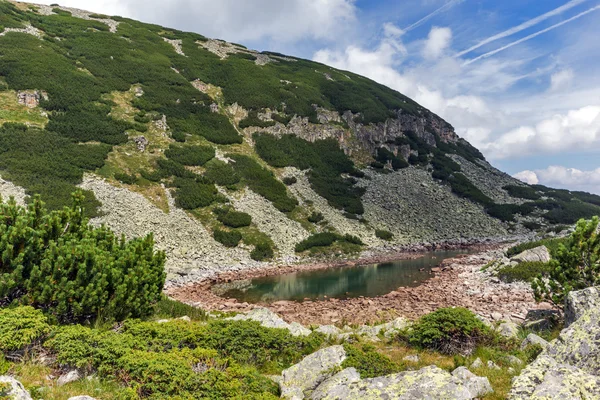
[57, 370, 81, 386]
[496, 321, 519, 339]
[487, 360, 501, 370]
[312, 365, 491, 400]
[403, 354, 420, 363]
[452, 367, 494, 398]
[310, 368, 360, 400]
[229, 308, 311, 337]
[509, 288, 600, 399]
[355, 317, 410, 340]
[471, 358, 483, 368]
[520, 333, 549, 350]
[564, 286, 600, 327]
[0, 376, 32, 400]
[510, 246, 551, 264]
[315, 325, 342, 337]
[280, 345, 346, 399]
[506, 355, 523, 365]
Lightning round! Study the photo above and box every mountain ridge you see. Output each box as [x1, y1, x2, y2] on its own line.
[1, 0, 600, 281]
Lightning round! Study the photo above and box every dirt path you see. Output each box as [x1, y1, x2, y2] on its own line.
[168, 245, 554, 326]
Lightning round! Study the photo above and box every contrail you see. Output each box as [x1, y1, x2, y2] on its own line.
[463, 5, 600, 65]
[403, 0, 465, 33]
[457, 0, 590, 57]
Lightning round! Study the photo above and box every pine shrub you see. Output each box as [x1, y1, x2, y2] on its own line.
[0, 307, 50, 352]
[0, 193, 166, 323]
[213, 229, 242, 248]
[375, 229, 394, 241]
[250, 242, 274, 261]
[407, 307, 493, 355]
[214, 207, 252, 228]
[308, 211, 324, 224]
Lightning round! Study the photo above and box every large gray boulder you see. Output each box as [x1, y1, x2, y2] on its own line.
[0, 376, 32, 400]
[57, 370, 81, 386]
[520, 333, 549, 350]
[280, 345, 347, 399]
[228, 308, 311, 337]
[310, 368, 361, 400]
[496, 321, 520, 339]
[312, 365, 491, 400]
[509, 287, 600, 399]
[565, 286, 600, 327]
[511, 246, 551, 264]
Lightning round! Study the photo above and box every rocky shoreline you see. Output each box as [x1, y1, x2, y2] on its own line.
[168, 243, 554, 326]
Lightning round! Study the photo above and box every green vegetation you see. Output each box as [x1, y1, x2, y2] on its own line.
[282, 176, 297, 186]
[0, 193, 165, 323]
[375, 229, 394, 241]
[533, 217, 600, 306]
[497, 262, 553, 283]
[164, 144, 215, 166]
[214, 207, 252, 228]
[295, 232, 363, 253]
[307, 211, 324, 224]
[250, 242, 274, 261]
[228, 154, 298, 213]
[203, 159, 240, 187]
[342, 344, 400, 378]
[0, 307, 49, 352]
[238, 109, 276, 129]
[213, 228, 243, 248]
[254, 134, 364, 215]
[406, 307, 494, 355]
[503, 185, 541, 200]
[171, 176, 219, 210]
[114, 171, 137, 184]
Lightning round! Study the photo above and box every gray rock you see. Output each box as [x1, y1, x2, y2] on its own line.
[315, 325, 342, 338]
[471, 357, 483, 368]
[452, 367, 494, 398]
[68, 397, 97, 400]
[510, 245, 551, 264]
[403, 355, 420, 363]
[506, 355, 523, 365]
[280, 345, 346, 399]
[487, 360, 501, 370]
[229, 308, 311, 337]
[0, 376, 32, 400]
[509, 288, 600, 399]
[565, 286, 600, 327]
[497, 321, 520, 339]
[315, 365, 486, 400]
[520, 333, 549, 350]
[57, 370, 81, 386]
[310, 368, 360, 400]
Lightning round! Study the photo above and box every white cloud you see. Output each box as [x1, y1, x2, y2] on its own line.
[515, 166, 600, 194]
[30, 0, 357, 44]
[550, 69, 574, 91]
[513, 170, 539, 185]
[422, 27, 452, 60]
[483, 106, 600, 159]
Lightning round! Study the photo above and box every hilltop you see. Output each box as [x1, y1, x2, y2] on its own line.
[1, 0, 600, 282]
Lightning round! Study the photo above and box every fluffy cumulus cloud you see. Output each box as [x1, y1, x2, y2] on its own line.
[483, 106, 600, 159]
[422, 27, 452, 59]
[514, 166, 600, 194]
[33, 0, 357, 44]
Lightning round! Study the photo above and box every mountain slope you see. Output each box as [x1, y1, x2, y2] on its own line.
[1, 0, 600, 279]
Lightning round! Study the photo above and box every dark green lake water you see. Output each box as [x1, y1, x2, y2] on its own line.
[217, 250, 471, 303]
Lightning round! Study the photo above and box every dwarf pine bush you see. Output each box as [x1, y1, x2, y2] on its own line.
[0, 192, 166, 323]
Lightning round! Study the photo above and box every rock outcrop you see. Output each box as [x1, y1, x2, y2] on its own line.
[509, 287, 600, 399]
[228, 307, 311, 337]
[564, 286, 600, 327]
[0, 376, 32, 400]
[510, 246, 551, 264]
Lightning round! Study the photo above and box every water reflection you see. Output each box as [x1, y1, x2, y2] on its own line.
[218, 250, 470, 303]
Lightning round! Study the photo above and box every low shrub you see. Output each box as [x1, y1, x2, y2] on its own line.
[213, 229, 242, 248]
[523, 221, 542, 231]
[204, 159, 240, 187]
[0, 307, 50, 352]
[214, 207, 252, 228]
[342, 344, 400, 379]
[250, 242, 274, 261]
[295, 232, 363, 252]
[282, 176, 297, 186]
[171, 130, 186, 142]
[308, 211, 324, 224]
[173, 178, 218, 210]
[497, 261, 553, 283]
[503, 185, 541, 200]
[375, 229, 394, 241]
[407, 307, 493, 355]
[238, 110, 276, 129]
[0, 194, 166, 323]
[114, 171, 137, 185]
[165, 144, 215, 166]
[152, 296, 207, 321]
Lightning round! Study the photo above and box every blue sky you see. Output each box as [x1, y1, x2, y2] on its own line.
[33, 0, 600, 193]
